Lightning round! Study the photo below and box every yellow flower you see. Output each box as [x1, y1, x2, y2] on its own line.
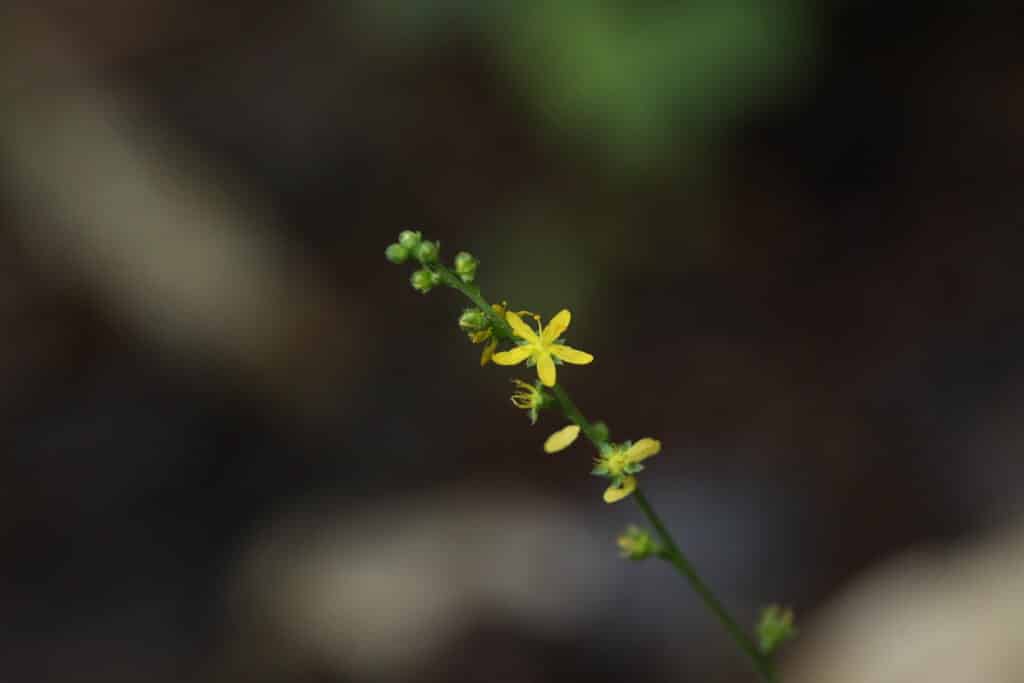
[491, 309, 593, 386]
[510, 379, 546, 424]
[591, 438, 661, 503]
[543, 424, 580, 453]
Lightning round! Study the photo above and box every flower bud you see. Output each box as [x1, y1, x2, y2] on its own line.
[416, 240, 440, 263]
[757, 605, 796, 655]
[398, 230, 422, 251]
[410, 268, 436, 293]
[459, 309, 487, 332]
[617, 526, 659, 560]
[384, 243, 409, 264]
[454, 251, 478, 282]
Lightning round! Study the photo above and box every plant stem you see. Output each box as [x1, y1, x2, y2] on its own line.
[550, 383, 606, 448]
[436, 267, 513, 339]
[633, 488, 777, 682]
[439, 266, 777, 682]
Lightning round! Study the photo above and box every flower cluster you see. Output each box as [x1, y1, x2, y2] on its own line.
[383, 229, 660, 506]
[385, 230, 794, 675]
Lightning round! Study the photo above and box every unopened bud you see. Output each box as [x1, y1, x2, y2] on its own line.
[410, 268, 438, 293]
[616, 526, 660, 560]
[416, 240, 440, 263]
[385, 243, 409, 264]
[757, 605, 796, 655]
[454, 251, 478, 283]
[398, 230, 423, 251]
[459, 309, 487, 332]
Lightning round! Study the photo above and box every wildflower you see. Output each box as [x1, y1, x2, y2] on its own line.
[544, 424, 581, 453]
[592, 437, 661, 503]
[510, 379, 548, 424]
[459, 302, 507, 366]
[617, 525, 660, 560]
[491, 309, 593, 386]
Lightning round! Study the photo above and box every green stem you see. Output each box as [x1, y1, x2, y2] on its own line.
[436, 266, 513, 339]
[550, 383, 606, 448]
[633, 488, 777, 682]
[438, 265, 777, 682]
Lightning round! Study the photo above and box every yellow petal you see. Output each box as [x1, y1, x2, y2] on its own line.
[541, 309, 571, 344]
[491, 345, 533, 365]
[603, 476, 637, 504]
[536, 353, 556, 386]
[505, 311, 540, 343]
[550, 344, 593, 365]
[543, 424, 581, 453]
[479, 339, 498, 366]
[624, 438, 661, 463]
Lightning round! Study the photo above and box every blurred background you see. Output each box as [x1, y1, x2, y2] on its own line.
[2, 2, 1024, 682]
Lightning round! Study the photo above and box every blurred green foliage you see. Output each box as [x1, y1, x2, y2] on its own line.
[351, 1, 816, 173]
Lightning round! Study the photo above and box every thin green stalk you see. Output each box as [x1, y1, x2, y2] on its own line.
[436, 267, 513, 339]
[439, 264, 777, 682]
[550, 383, 606, 448]
[633, 488, 777, 682]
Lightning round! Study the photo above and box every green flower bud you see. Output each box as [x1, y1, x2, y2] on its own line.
[385, 243, 409, 264]
[757, 605, 797, 655]
[454, 250, 478, 277]
[459, 309, 487, 332]
[410, 268, 436, 293]
[617, 525, 660, 560]
[592, 421, 610, 442]
[416, 240, 440, 263]
[398, 230, 423, 251]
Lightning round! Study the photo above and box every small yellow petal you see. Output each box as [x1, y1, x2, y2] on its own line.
[624, 438, 661, 463]
[479, 339, 498, 366]
[506, 311, 540, 343]
[541, 309, 572, 344]
[543, 424, 581, 453]
[603, 476, 637, 504]
[492, 345, 533, 365]
[536, 353, 556, 386]
[549, 344, 593, 365]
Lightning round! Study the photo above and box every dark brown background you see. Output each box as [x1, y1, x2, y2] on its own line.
[1, 2, 1022, 682]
